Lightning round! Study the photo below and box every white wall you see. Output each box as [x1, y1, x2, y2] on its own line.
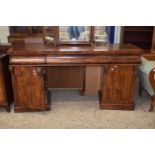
[0, 26, 9, 43]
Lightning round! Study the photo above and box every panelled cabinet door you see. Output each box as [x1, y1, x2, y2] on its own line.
[101, 64, 137, 109]
[0, 62, 7, 104]
[11, 66, 46, 110]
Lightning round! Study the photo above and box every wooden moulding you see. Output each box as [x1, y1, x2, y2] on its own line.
[10, 56, 46, 65]
[14, 104, 50, 112]
[10, 55, 141, 65]
[99, 103, 134, 110]
[10, 55, 108, 65]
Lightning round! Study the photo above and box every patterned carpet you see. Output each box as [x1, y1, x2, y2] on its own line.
[0, 88, 154, 129]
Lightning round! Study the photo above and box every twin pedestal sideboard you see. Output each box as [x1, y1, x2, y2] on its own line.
[0, 43, 141, 112]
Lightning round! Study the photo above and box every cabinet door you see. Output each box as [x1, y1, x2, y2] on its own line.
[101, 64, 137, 110]
[12, 66, 46, 110]
[0, 62, 7, 104]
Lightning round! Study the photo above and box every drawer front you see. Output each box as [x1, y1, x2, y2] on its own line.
[10, 56, 46, 65]
[46, 55, 108, 64]
[108, 56, 141, 64]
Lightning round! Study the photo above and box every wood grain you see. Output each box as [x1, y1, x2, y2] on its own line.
[8, 43, 141, 111]
[100, 64, 137, 110]
[11, 66, 48, 111]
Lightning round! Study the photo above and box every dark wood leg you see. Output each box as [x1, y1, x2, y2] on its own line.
[139, 82, 144, 97]
[149, 95, 155, 112]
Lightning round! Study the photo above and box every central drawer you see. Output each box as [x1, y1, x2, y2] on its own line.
[46, 55, 108, 64]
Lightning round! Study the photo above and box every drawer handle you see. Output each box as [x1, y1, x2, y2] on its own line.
[33, 70, 37, 75]
[32, 68, 46, 75]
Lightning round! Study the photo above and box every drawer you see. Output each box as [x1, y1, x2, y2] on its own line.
[46, 55, 108, 64]
[108, 56, 141, 64]
[10, 56, 46, 65]
[8, 37, 24, 43]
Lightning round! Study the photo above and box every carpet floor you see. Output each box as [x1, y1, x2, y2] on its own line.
[0, 88, 155, 129]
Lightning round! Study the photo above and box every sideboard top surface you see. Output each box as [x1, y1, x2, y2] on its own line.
[7, 43, 141, 56]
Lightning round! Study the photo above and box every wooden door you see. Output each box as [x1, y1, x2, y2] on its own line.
[11, 66, 46, 110]
[100, 64, 137, 110]
[0, 61, 7, 104]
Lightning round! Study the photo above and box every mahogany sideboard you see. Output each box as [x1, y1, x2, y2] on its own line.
[7, 43, 141, 112]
